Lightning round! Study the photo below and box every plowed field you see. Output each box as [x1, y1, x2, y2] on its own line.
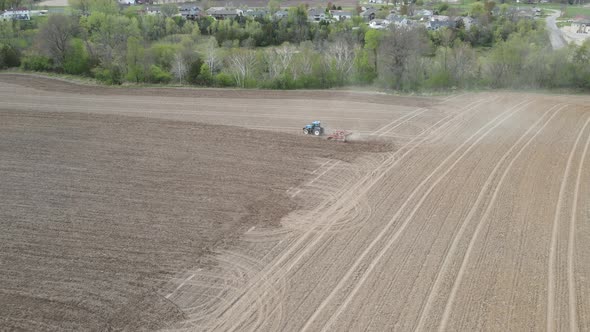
[1, 74, 590, 331]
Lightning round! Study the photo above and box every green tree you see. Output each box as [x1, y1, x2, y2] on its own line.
[63, 38, 90, 74]
[470, 2, 486, 17]
[126, 36, 146, 83]
[187, 58, 203, 84]
[0, 44, 20, 68]
[353, 49, 376, 84]
[198, 62, 213, 85]
[364, 29, 382, 71]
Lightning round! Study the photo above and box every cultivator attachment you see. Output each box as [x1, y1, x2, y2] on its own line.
[327, 130, 351, 142]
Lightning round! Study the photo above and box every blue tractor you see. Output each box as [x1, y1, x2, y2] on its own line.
[303, 121, 324, 136]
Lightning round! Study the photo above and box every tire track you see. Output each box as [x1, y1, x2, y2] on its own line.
[567, 119, 590, 332]
[291, 107, 429, 199]
[547, 117, 590, 332]
[372, 107, 426, 136]
[211, 96, 496, 332]
[413, 103, 565, 332]
[302, 99, 531, 332]
[376, 108, 429, 137]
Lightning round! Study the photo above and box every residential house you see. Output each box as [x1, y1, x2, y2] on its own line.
[415, 9, 433, 18]
[274, 9, 288, 19]
[369, 18, 390, 29]
[206, 7, 225, 14]
[308, 8, 327, 22]
[330, 10, 352, 21]
[426, 16, 456, 30]
[361, 8, 377, 21]
[180, 5, 202, 20]
[207, 8, 243, 20]
[460, 16, 476, 30]
[243, 9, 268, 18]
[386, 14, 410, 27]
[146, 6, 161, 15]
[573, 16, 590, 33]
[1, 8, 30, 20]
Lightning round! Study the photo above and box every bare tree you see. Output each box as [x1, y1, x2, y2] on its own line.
[226, 49, 257, 87]
[291, 41, 314, 81]
[204, 37, 219, 74]
[326, 37, 357, 83]
[265, 42, 295, 80]
[447, 42, 477, 86]
[171, 53, 188, 84]
[37, 14, 79, 67]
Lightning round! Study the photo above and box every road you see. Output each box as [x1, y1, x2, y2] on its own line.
[546, 10, 568, 49]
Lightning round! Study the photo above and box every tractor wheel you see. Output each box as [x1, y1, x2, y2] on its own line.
[313, 129, 321, 136]
[303, 128, 309, 135]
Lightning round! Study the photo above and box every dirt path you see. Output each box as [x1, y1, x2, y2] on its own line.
[1, 75, 590, 331]
[546, 10, 568, 50]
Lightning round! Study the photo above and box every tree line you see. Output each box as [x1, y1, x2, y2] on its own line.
[1, 0, 589, 91]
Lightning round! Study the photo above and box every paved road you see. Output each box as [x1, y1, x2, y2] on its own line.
[546, 10, 567, 49]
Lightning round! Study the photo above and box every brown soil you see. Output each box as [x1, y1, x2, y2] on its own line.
[0, 73, 435, 108]
[2, 74, 590, 332]
[0, 110, 388, 331]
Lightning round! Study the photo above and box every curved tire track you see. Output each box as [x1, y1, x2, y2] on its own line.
[210, 96, 496, 332]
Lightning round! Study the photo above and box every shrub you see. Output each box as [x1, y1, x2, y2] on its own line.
[215, 72, 234, 87]
[20, 55, 53, 71]
[63, 39, 90, 75]
[149, 64, 172, 83]
[92, 66, 123, 85]
[198, 63, 213, 85]
[0, 44, 21, 68]
[187, 59, 204, 85]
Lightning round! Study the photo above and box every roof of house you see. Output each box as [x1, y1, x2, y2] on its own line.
[386, 14, 406, 22]
[573, 15, 590, 24]
[179, 5, 200, 11]
[308, 8, 325, 15]
[415, 9, 433, 16]
[370, 18, 389, 24]
[330, 10, 352, 16]
[244, 9, 268, 16]
[209, 9, 242, 16]
[361, 8, 377, 17]
[428, 19, 455, 29]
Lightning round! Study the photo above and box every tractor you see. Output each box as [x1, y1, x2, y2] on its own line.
[303, 121, 324, 136]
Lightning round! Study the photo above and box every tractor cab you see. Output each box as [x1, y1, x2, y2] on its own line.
[303, 121, 324, 136]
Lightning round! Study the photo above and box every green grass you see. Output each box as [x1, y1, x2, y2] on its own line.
[562, 6, 590, 18]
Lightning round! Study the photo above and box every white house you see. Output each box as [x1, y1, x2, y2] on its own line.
[415, 9, 433, 18]
[1, 8, 30, 20]
[330, 10, 352, 21]
[386, 14, 410, 27]
[369, 19, 390, 29]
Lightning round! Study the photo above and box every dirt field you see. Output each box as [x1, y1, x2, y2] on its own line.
[1, 74, 590, 331]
